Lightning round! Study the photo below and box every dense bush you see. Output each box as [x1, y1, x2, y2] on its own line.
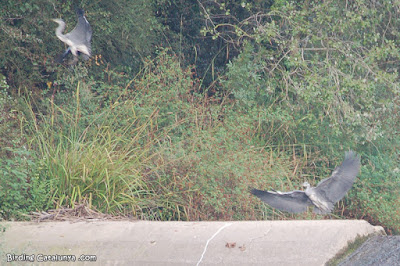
[0, 147, 49, 220]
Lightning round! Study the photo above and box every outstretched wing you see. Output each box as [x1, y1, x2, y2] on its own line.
[82, 14, 92, 44]
[69, 9, 92, 54]
[251, 188, 311, 213]
[314, 151, 361, 204]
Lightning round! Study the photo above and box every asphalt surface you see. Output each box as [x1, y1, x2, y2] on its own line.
[0, 220, 385, 265]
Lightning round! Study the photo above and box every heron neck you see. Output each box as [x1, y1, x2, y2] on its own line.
[55, 24, 66, 41]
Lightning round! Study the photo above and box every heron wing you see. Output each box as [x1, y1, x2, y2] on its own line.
[86, 19, 92, 42]
[251, 188, 311, 213]
[314, 151, 361, 204]
[69, 11, 92, 49]
[81, 16, 92, 44]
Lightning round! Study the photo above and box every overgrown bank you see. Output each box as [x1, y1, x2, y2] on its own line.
[1, 0, 399, 234]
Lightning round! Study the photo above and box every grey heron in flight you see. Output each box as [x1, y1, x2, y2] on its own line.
[251, 151, 361, 214]
[52, 8, 92, 65]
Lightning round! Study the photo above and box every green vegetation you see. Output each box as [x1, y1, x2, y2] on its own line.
[0, 0, 399, 234]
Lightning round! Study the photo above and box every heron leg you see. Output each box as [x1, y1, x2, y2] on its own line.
[80, 53, 90, 61]
[68, 54, 79, 66]
[55, 48, 71, 63]
[61, 48, 71, 59]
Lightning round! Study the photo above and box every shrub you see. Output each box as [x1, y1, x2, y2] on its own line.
[0, 147, 49, 220]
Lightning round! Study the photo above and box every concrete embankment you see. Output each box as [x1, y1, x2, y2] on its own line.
[0, 220, 385, 265]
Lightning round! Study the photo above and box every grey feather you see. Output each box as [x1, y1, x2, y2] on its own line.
[313, 151, 361, 204]
[251, 188, 312, 213]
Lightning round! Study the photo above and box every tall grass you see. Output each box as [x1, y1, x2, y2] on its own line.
[24, 84, 159, 216]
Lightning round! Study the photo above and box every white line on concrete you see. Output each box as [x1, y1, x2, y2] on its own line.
[196, 223, 232, 266]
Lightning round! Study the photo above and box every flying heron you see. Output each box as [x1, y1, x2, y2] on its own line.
[52, 8, 92, 65]
[251, 151, 361, 214]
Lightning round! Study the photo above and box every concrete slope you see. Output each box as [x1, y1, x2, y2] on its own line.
[0, 220, 384, 265]
[339, 235, 400, 266]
